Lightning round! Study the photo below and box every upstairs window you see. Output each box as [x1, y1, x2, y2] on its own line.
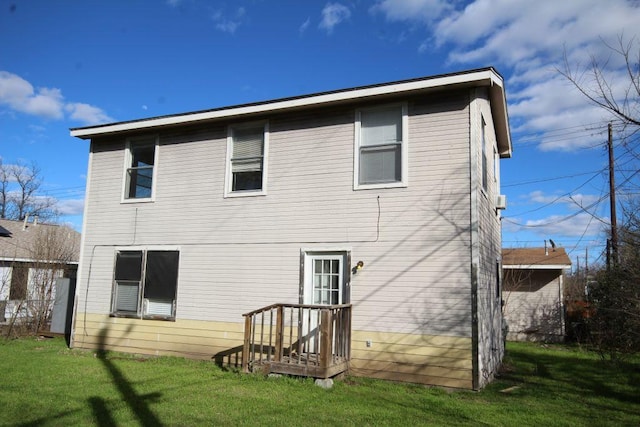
[226, 123, 268, 196]
[355, 104, 407, 189]
[112, 249, 179, 320]
[125, 137, 157, 200]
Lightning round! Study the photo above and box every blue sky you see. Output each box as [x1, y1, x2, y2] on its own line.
[1, 0, 639, 269]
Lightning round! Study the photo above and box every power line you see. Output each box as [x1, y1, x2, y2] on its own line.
[502, 169, 605, 188]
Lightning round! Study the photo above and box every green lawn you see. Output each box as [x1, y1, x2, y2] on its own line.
[0, 338, 638, 426]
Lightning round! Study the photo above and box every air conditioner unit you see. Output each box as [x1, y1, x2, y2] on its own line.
[496, 195, 507, 210]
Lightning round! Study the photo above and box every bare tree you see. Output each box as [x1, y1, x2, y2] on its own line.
[0, 160, 9, 219]
[559, 36, 640, 359]
[559, 35, 640, 128]
[0, 160, 57, 221]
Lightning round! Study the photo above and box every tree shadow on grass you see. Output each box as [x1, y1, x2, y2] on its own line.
[91, 325, 164, 427]
[503, 344, 640, 407]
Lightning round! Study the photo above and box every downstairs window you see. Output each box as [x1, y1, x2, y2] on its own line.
[112, 249, 179, 320]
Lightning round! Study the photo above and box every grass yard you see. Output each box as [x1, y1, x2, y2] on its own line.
[0, 338, 638, 426]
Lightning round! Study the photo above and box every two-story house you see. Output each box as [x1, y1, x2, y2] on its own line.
[70, 67, 512, 389]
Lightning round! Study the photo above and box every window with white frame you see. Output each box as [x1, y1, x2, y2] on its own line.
[124, 137, 157, 200]
[112, 250, 179, 319]
[226, 123, 268, 195]
[355, 104, 407, 188]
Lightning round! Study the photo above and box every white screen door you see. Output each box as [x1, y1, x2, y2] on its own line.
[302, 252, 349, 352]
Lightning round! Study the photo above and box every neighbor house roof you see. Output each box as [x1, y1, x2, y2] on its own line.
[70, 67, 512, 158]
[0, 218, 81, 263]
[502, 247, 572, 270]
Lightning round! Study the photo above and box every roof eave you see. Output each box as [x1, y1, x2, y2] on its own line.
[71, 68, 511, 140]
[503, 264, 571, 270]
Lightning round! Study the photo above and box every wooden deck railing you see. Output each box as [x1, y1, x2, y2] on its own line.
[242, 303, 351, 379]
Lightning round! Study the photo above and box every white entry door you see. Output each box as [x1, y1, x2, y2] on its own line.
[302, 252, 349, 353]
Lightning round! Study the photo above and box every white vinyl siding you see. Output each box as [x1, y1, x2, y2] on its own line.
[80, 94, 471, 332]
[75, 90, 496, 388]
[354, 103, 408, 190]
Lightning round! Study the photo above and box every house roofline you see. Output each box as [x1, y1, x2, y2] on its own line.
[70, 67, 512, 156]
[0, 257, 79, 265]
[503, 264, 571, 270]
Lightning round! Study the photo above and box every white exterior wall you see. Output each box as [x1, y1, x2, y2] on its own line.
[469, 88, 504, 388]
[73, 90, 500, 388]
[503, 269, 565, 342]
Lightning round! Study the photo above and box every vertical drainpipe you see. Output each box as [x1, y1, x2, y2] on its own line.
[469, 89, 480, 391]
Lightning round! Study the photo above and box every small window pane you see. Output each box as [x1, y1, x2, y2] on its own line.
[331, 260, 339, 274]
[331, 275, 339, 290]
[115, 282, 139, 312]
[131, 143, 155, 167]
[331, 291, 339, 305]
[360, 145, 401, 184]
[323, 260, 331, 273]
[233, 127, 263, 157]
[322, 290, 330, 305]
[145, 299, 173, 316]
[232, 171, 262, 191]
[144, 251, 179, 301]
[361, 107, 401, 146]
[115, 251, 143, 281]
[314, 260, 322, 273]
[127, 167, 153, 199]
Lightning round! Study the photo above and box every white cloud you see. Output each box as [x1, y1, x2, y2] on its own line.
[166, 0, 181, 6]
[299, 17, 311, 33]
[319, 3, 351, 33]
[0, 71, 64, 119]
[65, 103, 113, 125]
[0, 71, 112, 125]
[56, 198, 85, 216]
[523, 213, 606, 238]
[212, 7, 246, 34]
[375, 0, 640, 152]
[370, 0, 450, 22]
[527, 190, 602, 209]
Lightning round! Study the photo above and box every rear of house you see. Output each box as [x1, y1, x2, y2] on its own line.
[70, 68, 511, 389]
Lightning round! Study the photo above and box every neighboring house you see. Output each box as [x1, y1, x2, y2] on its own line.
[70, 67, 512, 390]
[0, 217, 81, 324]
[502, 247, 572, 342]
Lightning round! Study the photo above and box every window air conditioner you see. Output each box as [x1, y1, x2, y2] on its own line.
[496, 195, 507, 210]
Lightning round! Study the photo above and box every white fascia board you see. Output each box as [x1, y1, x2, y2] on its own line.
[503, 264, 571, 270]
[0, 257, 79, 265]
[71, 69, 503, 139]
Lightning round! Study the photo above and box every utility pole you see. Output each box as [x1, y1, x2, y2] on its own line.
[608, 122, 618, 267]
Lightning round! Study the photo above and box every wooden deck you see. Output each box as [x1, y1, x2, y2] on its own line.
[242, 303, 351, 379]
